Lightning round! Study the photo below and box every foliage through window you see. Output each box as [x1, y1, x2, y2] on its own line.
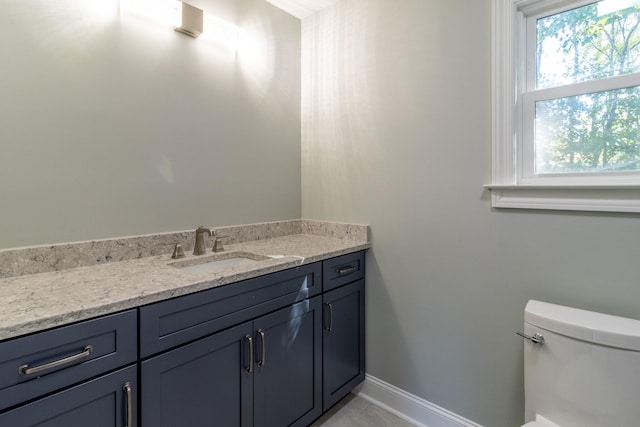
[531, 0, 640, 175]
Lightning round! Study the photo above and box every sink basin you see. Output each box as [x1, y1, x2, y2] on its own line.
[169, 252, 270, 275]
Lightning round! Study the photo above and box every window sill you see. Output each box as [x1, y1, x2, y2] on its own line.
[484, 185, 640, 213]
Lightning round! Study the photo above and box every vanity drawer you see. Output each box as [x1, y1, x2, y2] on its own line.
[0, 309, 137, 412]
[139, 262, 322, 358]
[322, 251, 365, 291]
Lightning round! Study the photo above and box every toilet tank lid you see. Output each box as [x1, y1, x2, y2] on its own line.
[525, 300, 640, 351]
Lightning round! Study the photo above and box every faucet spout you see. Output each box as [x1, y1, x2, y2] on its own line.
[193, 226, 214, 255]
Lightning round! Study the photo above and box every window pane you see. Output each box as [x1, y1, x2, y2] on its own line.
[535, 86, 640, 174]
[537, 0, 640, 89]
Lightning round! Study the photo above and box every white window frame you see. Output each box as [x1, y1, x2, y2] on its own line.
[487, 0, 640, 212]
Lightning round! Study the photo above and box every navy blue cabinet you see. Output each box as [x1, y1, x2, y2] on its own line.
[141, 298, 323, 427]
[253, 297, 322, 427]
[0, 310, 137, 412]
[139, 266, 324, 427]
[322, 256, 366, 411]
[141, 322, 253, 427]
[0, 310, 138, 426]
[0, 363, 137, 427]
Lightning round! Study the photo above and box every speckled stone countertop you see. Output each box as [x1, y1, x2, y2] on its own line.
[0, 220, 369, 341]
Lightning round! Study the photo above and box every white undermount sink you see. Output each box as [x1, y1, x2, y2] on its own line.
[169, 252, 270, 275]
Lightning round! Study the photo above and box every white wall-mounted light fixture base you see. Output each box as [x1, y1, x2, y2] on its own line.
[174, 2, 203, 38]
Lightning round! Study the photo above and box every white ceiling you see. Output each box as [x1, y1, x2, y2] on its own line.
[264, 0, 339, 19]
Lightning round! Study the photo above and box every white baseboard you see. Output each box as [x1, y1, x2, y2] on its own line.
[354, 374, 483, 427]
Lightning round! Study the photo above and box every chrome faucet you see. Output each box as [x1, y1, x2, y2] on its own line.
[193, 226, 214, 255]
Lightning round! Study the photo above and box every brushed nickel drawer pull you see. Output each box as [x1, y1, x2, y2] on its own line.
[257, 329, 266, 368]
[245, 335, 253, 373]
[123, 381, 132, 427]
[336, 266, 357, 275]
[18, 345, 94, 375]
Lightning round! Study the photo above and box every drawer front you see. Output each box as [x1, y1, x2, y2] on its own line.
[322, 251, 365, 291]
[139, 262, 322, 358]
[0, 310, 137, 412]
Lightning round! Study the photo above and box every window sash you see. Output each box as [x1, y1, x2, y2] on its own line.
[488, 0, 640, 212]
[519, 1, 640, 185]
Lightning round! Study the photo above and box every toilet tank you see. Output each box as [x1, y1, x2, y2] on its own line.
[523, 300, 640, 427]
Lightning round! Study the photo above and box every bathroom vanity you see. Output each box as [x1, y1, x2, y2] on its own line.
[0, 223, 367, 427]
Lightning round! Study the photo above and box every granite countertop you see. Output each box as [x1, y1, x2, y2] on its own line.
[0, 222, 369, 342]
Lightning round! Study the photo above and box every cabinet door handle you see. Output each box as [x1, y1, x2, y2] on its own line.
[18, 345, 93, 375]
[336, 266, 357, 275]
[325, 303, 334, 332]
[257, 329, 266, 368]
[244, 335, 253, 373]
[123, 381, 132, 427]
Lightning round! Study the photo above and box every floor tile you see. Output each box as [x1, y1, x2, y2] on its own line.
[312, 394, 416, 427]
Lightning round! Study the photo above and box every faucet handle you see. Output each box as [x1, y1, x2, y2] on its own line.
[171, 243, 186, 259]
[212, 235, 228, 252]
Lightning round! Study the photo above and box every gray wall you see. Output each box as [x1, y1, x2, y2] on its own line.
[301, 1, 640, 426]
[0, 0, 301, 249]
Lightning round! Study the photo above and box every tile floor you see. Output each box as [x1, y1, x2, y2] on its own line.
[312, 394, 416, 427]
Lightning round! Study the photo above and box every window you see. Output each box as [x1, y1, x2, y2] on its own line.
[488, 0, 640, 212]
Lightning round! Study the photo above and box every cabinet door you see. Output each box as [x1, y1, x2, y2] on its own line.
[323, 279, 365, 411]
[0, 365, 136, 427]
[253, 297, 322, 427]
[141, 322, 253, 427]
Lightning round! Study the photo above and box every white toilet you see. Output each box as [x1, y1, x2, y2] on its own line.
[520, 300, 640, 427]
